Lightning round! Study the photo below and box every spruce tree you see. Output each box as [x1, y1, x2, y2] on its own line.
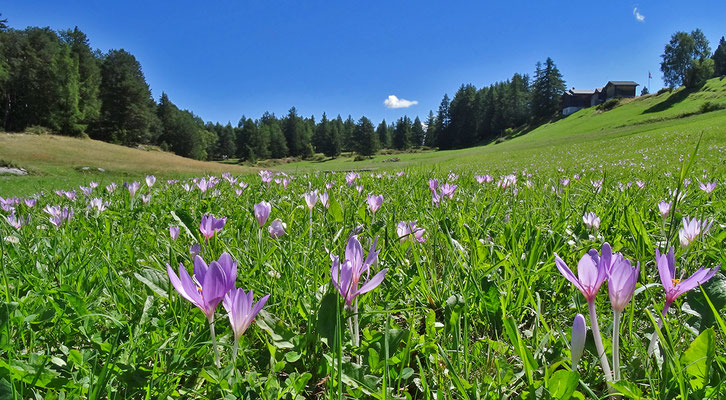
[354, 116, 378, 156]
[376, 119, 390, 149]
[712, 37, 726, 77]
[423, 111, 437, 147]
[392, 116, 412, 150]
[531, 57, 565, 120]
[435, 94, 451, 149]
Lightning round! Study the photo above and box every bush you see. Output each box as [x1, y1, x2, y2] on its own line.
[597, 98, 620, 111]
[656, 87, 673, 96]
[699, 101, 726, 113]
[25, 125, 52, 135]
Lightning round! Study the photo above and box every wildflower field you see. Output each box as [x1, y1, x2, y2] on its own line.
[1, 129, 725, 399]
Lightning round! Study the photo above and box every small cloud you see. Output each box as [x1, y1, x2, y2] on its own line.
[633, 7, 645, 22]
[384, 95, 418, 109]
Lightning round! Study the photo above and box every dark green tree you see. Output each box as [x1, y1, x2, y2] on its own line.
[392, 116, 412, 150]
[423, 111, 437, 147]
[342, 115, 355, 152]
[376, 119, 390, 149]
[354, 116, 378, 156]
[283, 107, 310, 157]
[435, 94, 451, 149]
[60, 27, 101, 129]
[448, 84, 478, 147]
[712, 36, 726, 76]
[411, 116, 425, 147]
[94, 49, 160, 144]
[531, 58, 566, 120]
[660, 29, 711, 88]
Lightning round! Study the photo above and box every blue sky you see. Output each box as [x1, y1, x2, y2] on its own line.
[4, 1, 726, 125]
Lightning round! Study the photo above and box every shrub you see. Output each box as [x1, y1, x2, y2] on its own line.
[597, 98, 620, 111]
[25, 125, 52, 135]
[656, 87, 673, 96]
[699, 101, 726, 113]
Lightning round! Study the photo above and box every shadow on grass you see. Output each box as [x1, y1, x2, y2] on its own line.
[642, 82, 705, 114]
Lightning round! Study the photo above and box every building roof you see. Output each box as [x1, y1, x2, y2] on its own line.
[606, 81, 638, 86]
[568, 89, 596, 95]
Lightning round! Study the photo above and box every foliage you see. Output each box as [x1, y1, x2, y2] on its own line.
[660, 29, 711, 88]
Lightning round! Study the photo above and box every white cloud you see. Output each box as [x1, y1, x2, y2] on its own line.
[384, 95, 418, 109]
[633, 7, 645, 22]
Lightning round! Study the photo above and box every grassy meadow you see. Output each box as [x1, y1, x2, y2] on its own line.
[0, 79, 725, 399]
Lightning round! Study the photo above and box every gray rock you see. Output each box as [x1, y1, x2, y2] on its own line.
[0, 167, 27, 176]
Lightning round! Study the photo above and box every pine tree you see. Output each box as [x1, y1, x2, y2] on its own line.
[435, 94, 451, 149]
[354, 116, 378, 156]
[423, 111, 437, 147]
[376, 119, 390, 149]
[393, 116, 412, 150]
[94, 49, 160, 144]
[531, 57, 566, 120]
[60, 27, 101, 130]
[410, 116, 425, 147]
[712, 36, 726, 77]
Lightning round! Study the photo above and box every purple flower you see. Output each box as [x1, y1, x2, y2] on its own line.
[87, 198, 108, 212]
[320, 191, 330, 208]
[170, 226, 180, 241]
[330, 236, 387, 308]
[699, 181, 717, 194]
[254, 201, 271, 227]
[223, 288, 270, 340]
[167, 256, 232, 322]
[80, 186, 93, 197]
[636, 181, 646, 189]
[571, 313, 586, 370]
[396, 221, 426, 243]
[325, 181, 335, 190]
[141, 194, 151, 204]
[89, 181, 99, 189]
[6, 211, 30, 230]
[560, 178, 570, 187]
[146, 175, 156, 187]
[44, 205, 73, 227]
[475, 175, 493, 184]
[24, 198, 36, 208]
[658, 201, 671, 218]
[200, 214, 226, 241]
[268, 218, 286, 238]
[428, 178, 439, 192]
[125, 181, 141, 197]
[440, 183, 457, 199]
[431, 190, 441, 206]
[345, 172, 359, 186]
[195, 178, 211, 193]
[106, 183, 117, 193]
[259, 170, 273, 184]
[190, 243, 201, 257]
[366, 194, 383, 215]
[607, 259, 639, 312]
[679, 217, 713, 247]
[554, 245, 610, 302]
[656, 247, 718, 313]
[304, 190, 319, 211]
[582, 212, 600, 231]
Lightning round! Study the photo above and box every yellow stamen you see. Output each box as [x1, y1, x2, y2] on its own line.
[672, 279, 681, 285]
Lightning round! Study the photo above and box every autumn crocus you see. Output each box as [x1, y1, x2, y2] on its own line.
[440, 183, 457, 199]
[331, 236, 386, 309]
[656, 247, 717, 315]
[366, 194, 383, 216]
[268, 218, 286, 238]
[6, 211, 29, 230]
[254, 201, 271, 227]
[223, 288, 270, 362]
[146, 175, 156, 188]
[200, 214, 226, 242]
[167, 253, 236, 367]
[397, 221, 426, 243]
[304, 190, 319, 211]
[169, 226, 180, 241]
[607, 259, 639, 382]
[571, 314, 586, 370]
[657, 201, 671, 218]
[582, 212, 601, 231]
[428, 178, 439, 192]
[679, 217, 713, 247]
[125, 181, 141, 197]
[554, 244, 612, 383]
[698, 181, 717, 194]
[320, 191, 330, 208]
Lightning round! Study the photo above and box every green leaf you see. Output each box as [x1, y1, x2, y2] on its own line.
[316, 292, 341, 347]
[134, 270, 168, 298]
[547, 370, 579, 399]
[680, 328, 715, 390]
[328, 200, 344, 223]
[610, 380, 644, 399]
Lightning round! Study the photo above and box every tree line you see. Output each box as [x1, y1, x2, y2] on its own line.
[660, 29, 726, 89]
[2, 16, 723, 162]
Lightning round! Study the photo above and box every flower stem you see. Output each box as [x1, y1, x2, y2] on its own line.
[209, 320, 221, 368]
[232, 338, 239, 365]
[612, 310, 621, 382]
[588, 300, 613, 384]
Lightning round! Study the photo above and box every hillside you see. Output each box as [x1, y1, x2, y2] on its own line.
[0, 134, 252, 196]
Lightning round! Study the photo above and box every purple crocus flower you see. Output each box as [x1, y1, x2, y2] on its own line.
[554, 247, 608, 302]
[325, 181, 335, 190]
[223, 288, 270, 341]
[125, 181, 141, 197]
[80, 186, 93, 197]
[636, 181, 646, 189]
[607, 259, 639, 312]
[345, 172, 359, 186]
[6, 211, 30, 230]
[304, 190, 319, 211]
[428, 178, 439, 192]
[440, 183, 457, 199]
[397, 221, 426, 243]
[571, 313, 586, 370]
[141, 194, 151, 204]
[254, 201, 271, 227]
[200, 214, 226, 241]
[170, 226, 180, 241]
[679, 217, 713, 247]
[146, 175, 156, 187]
[89, 181, 99, 189]
[658, 201, 671, 218]
[190, 243, 201, 257]
[195, 178, 211, 193]
[24, 198, 36, 208]
[330, 236, 387, 309]
[87, 198, 108, 212]
[366, 194, 383, 215]
[582, 212, 600, 231]
[166, 258, 229, 322]
[656, 247, 718, 314]
[699, 181, 717, 194]
[268, 218, 286, 238]
[320, 191, 330, 208]
[259, 170, 273, 184]
[106, 183, 117, 193]
[475, 175, 493, 184]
